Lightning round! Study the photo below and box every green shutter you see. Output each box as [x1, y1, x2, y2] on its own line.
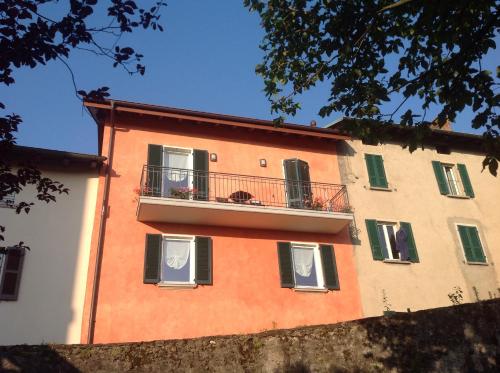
[193, 149, 209, 201]
[400, 222, 419, 263]
[469, 227, 486, 263]
[147, 144, 163, 197]
[459, 226, 486, 263]
[320, 244, 340, 290]
[143, 234, 162, 284]
[458, 226, 475, 262]
[365, 219, 384, 260]
[374, 155, 388, 188]
[457, 164, 474, 198]
[277, 242, 294, 288]
[432, 161, 450, 195]
[195, 236, 213, 285]
[365, 154, 388, 188]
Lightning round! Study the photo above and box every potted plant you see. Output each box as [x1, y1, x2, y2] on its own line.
[170, 187, 197, 199]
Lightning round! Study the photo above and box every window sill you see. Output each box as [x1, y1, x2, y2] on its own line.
[465, 261, 488, 266]
[383, 259, 411, 265]
[369, 186, 392, 192]
[447, 194, 470, 199]
[157, 282, 197, 289]
[293, 287, 328, 293]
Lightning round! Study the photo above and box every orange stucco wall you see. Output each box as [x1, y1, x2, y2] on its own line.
[82, 112, 363, 343]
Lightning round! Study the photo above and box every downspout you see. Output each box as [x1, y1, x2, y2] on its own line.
[87, 100, 116, 344]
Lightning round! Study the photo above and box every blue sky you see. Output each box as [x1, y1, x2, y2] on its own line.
[2, 1, 498, 154]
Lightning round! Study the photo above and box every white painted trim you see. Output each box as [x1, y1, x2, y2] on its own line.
[290, 242, 326, 290]
[369, 186, 392, 192]
[454, 223, 488, 264]
[161, 145, 194, 198]
[160, 234, 196, 285]
[293, 287, 328, 293]
[383, 259, 411, 265]
[447, 194, 470, 200]
[157, 283, 197, 289]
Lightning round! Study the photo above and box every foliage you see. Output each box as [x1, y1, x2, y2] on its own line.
[0, 0, 166, 250]
[448, 286, 464, 305]
[245, 0, 500, 174]
[170, 187, 198, 199]
[382, 289, 392, 312]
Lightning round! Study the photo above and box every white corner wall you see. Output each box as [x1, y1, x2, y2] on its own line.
[0, 169, 98, 345]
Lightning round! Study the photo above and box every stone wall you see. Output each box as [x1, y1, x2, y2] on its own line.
[1, 299, 499, 372]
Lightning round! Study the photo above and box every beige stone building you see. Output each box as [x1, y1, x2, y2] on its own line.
[0, 146, 103, 345]
[331, 119, 500, 316]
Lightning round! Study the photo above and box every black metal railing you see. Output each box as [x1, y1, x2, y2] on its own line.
[139, 165, 351, 213]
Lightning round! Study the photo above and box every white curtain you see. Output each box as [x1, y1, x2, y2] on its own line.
[293, 247, 314, 277]
[163, 239, 190, 270]
[165, 151, 189, 182]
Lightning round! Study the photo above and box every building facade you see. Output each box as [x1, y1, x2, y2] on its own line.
[81, 100, 363, 344]
[332, 119, 500, 317]
[0, 146, 103, 345]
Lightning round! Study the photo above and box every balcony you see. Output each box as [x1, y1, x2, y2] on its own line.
[136, 166, 353, 233]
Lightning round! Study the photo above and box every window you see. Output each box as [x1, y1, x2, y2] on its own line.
[0, 247, 26, 301]
[291, 243, 323, 289]
[377, 222, 400, 260]
[432, 161, 474, 198]
[160, 236, 195, 285]
[143, 234, 212, 286]
[365, 154, 388, 189]
[365, 220, 419, 263]
[146, 144, 209, 200]
[457, 225, 486, 264]
[277, 242, 340, 290]
[283, 159, 312, 209]
[162, 147, 193, 199]
[443, 164, 463, 196]
[0, 193, 15, 208]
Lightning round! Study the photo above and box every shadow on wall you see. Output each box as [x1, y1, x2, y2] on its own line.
[0, 345, 79, 373]
[358, 302, 499, 372]
[144, 222, 354, 246]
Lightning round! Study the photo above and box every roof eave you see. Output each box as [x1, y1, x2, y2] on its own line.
[84, 99, 351, 141]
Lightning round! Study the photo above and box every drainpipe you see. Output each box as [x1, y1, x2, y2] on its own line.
[87, 100, 116, 344]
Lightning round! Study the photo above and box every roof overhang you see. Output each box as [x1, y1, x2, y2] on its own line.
[84, 99, 350, 141]
[327, 117, 486, 153]
[8, 145, 106, 169]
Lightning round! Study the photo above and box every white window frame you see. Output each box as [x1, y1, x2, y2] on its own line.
[454, 223, 488, 265]
[290, 242, 325, 290]
[159, 234, 196, 286]
[376, 221, 402, 261]
[162, 146, 194, 198]
[442, 164, 463, 197]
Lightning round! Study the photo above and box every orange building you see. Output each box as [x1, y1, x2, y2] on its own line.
[81, 100, 362, 343]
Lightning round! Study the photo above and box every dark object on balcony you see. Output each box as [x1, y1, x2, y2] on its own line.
[229, 191, 253, 203]
[216, 197, 229, 203]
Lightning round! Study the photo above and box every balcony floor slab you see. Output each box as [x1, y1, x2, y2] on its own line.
[137, 196, 353, 234]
